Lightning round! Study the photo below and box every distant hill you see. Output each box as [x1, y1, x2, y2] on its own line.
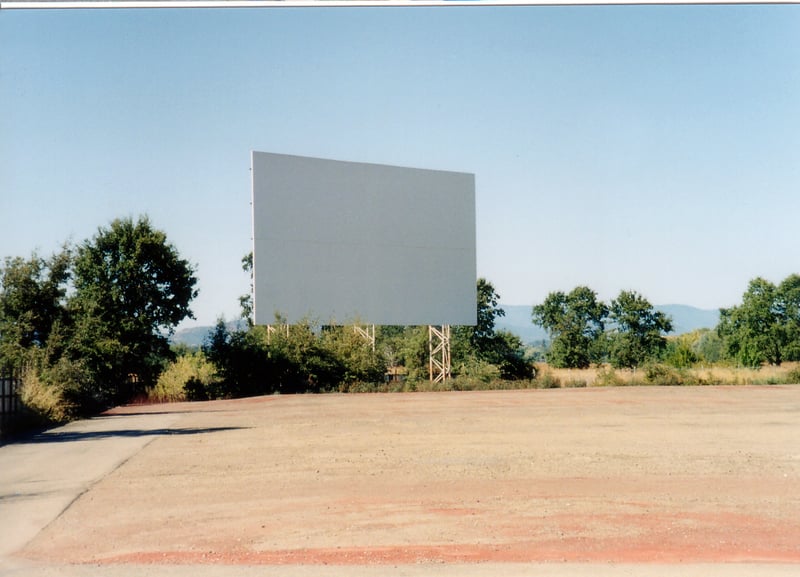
[171, 305, 721, 347]
[495, 306, 549, 344]
[655, 304, 720, 336]
[496, 304, 720, 345]
[171, 320, 245, 347]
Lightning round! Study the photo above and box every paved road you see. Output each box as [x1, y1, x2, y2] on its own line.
[1, 396, 799, 577]
[0, 411, 180, 575]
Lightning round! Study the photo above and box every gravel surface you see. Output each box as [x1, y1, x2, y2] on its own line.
[3, 386, 800, 575]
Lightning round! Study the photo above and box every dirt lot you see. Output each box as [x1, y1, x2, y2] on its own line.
[13, 386, 800, 567]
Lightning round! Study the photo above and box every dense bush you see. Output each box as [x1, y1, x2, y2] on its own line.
[535, 371, 561, 389]
[202, 321, 388, 398]
[202, 323, 280, 397]
[643, 363, 702, 386]
[18, 366, 73, 425]
[594, 366, 626, 387]
[454, 356, 501, 383]
[149, 352, 220, 402]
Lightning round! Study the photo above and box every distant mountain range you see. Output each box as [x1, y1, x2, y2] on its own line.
[171, 305, 720, 347]
[171, 320, 246, 348]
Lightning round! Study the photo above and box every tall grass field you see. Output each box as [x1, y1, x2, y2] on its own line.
[537, 362, 800, 389]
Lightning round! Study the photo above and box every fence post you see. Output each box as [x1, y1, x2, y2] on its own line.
[0, 368, 21, 442]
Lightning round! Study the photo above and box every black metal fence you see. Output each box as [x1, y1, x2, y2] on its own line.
[1, 368, 21, 441]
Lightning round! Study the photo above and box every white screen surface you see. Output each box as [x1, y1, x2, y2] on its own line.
[251, 152, 476, 326]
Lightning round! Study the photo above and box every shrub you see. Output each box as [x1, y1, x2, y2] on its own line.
[498, 352, 536, 380]
[564, 378, 588, 388]
[643, 363, 674, 386]
[149, 352, 220, 402]
[202, 322, 281, 396]
[454, 356, 501, 384]
[319, 326, 386, 387]
[699, 371, 721, 386]
[664, 338, 698, 369]
[19, 366, 73, 425]
[644, 363, 698, 386]
[415, 378, 458, 392]
[786, 366, 800, 385]
[536, 372, 561, 389]
[594, 366, 625, 387]
[42, 357, 98, 415]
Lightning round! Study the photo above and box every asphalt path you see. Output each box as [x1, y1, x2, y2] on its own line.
[0, 411, 180, 575]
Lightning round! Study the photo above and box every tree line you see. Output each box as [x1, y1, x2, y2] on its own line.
[531, 275, 800, 370]
[0, 219, 531, 420]
[532, 287, 672, 369]
[1, 214, 798, 424]
[195, 276, 533, 400]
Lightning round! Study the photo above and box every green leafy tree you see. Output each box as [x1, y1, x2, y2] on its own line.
[664, 328, 721, 366]
[0, 249, 71, 369]
[453, 278, 502, 359]
[491, 330, 535, 380]
[239, 252, 254, 327]
[452, 278, 532, 380]
[663, 335, 698, 369]
[69, 216, 198, 402]
[718, 275, 800, 367]
[320, 326, 386, 385]
[472, 278, 505, 351]
[203, 318, 388, 397]
[693, 328, 724, 364]
[393, 325, 429, 382]
[607, 290, 673, 369]
[376, 325, 406, 369]
[202, 321, 276, 398]
[532, 286, 607, 369]
[778, 274, 800, 361]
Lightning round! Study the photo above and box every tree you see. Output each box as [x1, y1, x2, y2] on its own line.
[718, 275, 800, 367]
[663, 336, 698, 369]
[0, 249, 71, 369]
[320, 326, 387, 385]
[392, 325, 429, 382]
[202, 320, 275, 398]
[664, 328, 721, 366]
[239, 252, 254, 327]
[454, 278, 504, 359]
[607, 290, 673, 369]
[451, 278, 533, 380]
[491, 330, 535, 380]
[532, 286, 607, 369]
[778, 274, 800, 362]
[473, 278, 505, 351]
[69, 216, 198, 402]
[693, 328, 724, 364]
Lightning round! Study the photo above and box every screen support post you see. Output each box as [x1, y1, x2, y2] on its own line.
[429, 325, 451, 383]
[353, 324, 376, 352]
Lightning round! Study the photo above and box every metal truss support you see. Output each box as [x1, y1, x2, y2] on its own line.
[428, 324, 451, 383]
[265, 324, 289, 344]
[353, 324, 376, 352]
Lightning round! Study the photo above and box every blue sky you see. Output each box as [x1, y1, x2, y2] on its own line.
[2, 5, 799, 328]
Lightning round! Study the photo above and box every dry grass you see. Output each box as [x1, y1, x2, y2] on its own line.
[698, 362, 800, 385]
[18, 366, 73, 424]
[537, 365, 637, 387]
[536, 362, 800, 388]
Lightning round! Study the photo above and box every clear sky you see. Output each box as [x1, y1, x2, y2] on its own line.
[1, 5, 799, 329]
